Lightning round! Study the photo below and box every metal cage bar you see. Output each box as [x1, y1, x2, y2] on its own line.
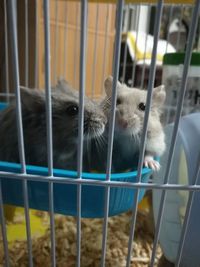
[74, 3, 80, 87]
[43, 1, 56, 266]
[34, 0, 39, 89]
[91, 4, 99, 98]
[176, 4, 184, 51]
[4, 0, 10, 103]
[25, 0, 29, 87]
[76, 1, 88, 266]
[126, 1, 164, 266]
[101, 1, 124, 266]
[2, 169, 200, 192]
[150, 1, 200, 265]
[7, 2, 26, 173]
[164, 5, 174, 54]
[7, 2, 33, 267]
[54, 0, 59, 85]
[131, 4, 141, 87]
[101, 3, 109, 94]
[63, 1, 68, 77]
[140, 4, 151, 89]
[0, 93, 15, 97]
[0, 181, 10, 267]
[121, 4, 130, 83]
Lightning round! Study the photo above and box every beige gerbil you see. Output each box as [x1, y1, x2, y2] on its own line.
[101, 76, 166, 171]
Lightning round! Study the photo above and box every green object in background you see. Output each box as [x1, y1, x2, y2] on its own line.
[163, 52, 200, 66]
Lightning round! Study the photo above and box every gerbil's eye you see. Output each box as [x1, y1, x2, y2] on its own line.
[66, 105, 79, 116]
[138, 102, 146, 111]
[116, 98, 121, 105]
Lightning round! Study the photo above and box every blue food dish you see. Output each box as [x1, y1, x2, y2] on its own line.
[0, 102, 152, 218]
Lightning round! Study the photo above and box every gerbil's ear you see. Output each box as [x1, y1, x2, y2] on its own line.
[104, 76, 113, 96]
[104, 76, 122, 97]
[152, 85, 166, 106]
[55, 78, 70, 93]
[54, 78, 77, 96]
[20, 87, 45, 110]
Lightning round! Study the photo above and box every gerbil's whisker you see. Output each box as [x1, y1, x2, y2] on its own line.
[86, 133, 92, 167]
[98, 131, 106, 147]
[93, 130, 101, 155]
[131, 132, 140, 144]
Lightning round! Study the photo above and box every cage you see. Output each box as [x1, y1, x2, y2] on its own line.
[0, 0, 200, 266]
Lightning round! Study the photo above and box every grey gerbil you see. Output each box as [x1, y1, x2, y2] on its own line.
[0, 79, 107, 171]
[88, 76, 166, 173]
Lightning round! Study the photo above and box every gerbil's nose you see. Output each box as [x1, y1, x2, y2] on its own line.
[90, 112, 107, 125]
[119, 119, 128, 129]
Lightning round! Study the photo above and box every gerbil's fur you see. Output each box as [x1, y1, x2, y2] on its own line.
[0, 79, 107, 171]
[92, 76, 166, 172]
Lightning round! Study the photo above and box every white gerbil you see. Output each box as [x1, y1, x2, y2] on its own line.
[101, 76, 166, 171]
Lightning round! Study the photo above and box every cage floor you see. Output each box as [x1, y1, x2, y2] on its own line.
[0, 202, 173, 267]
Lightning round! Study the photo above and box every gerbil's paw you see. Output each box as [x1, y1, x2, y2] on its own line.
[144, 156, 160, 171]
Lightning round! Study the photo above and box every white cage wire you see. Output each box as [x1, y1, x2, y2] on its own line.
[0, 0, 200, 266]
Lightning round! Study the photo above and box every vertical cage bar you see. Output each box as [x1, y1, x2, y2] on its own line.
[91, 4, 99, 98]
[140, 4, 151, 89]
[76, 1, 88, 266]
[101, 3, 109, 94]
[63, 1, 68, 77]
[54, 0, 58, 84]
[7, 1, 26, 173]
[126, 1, 164, 267]
[4, 0, 10, 103]
[150, 1, 200, 266]
[163, 6, 175, 123]
[131, 5, 140, 87]
[130, 5, 135, 31]
[7, 2, 33, 267]
[176, 153, 200, 266]
[74, 3, 80, 87]
[164, 5, 174, 55]
[77, 0, 87, 186]
[43, 1, 56, 267]
[76, 190, 82, 267]
[0, 181, 10, 267]
[43, 0, 53, 178]
[34, 0, 39, 89]
[121, 4, 130, 84]
[49, 182, 55, 267]
[25, 0, 29, 87]
[176, 5, 184, 51]
[23, 181, 33, 267]
[101, 1, 124, 266]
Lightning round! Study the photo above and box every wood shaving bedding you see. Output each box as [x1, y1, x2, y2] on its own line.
[0, 209, 166, 267]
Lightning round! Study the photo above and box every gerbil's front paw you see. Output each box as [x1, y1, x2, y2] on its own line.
[144, 156, 160, 171]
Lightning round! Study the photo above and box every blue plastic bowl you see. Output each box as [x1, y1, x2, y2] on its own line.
[0, 102, 152, 218]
